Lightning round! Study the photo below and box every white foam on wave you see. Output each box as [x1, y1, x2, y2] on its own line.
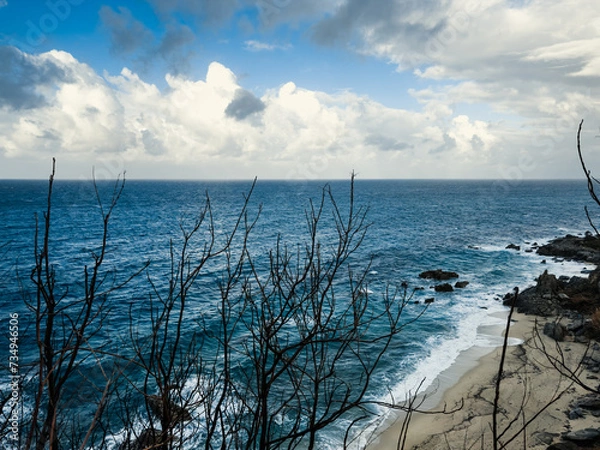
[345, 295, 509, 445]
[475, 335, 523, 348]
[392, 295, 510, 395]
[355, 234, 596, 448]
[103, 233, 595, 450]
[532, 257, 591, 278]
[475, 243, 517, 253]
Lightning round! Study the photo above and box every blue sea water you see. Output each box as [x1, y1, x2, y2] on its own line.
[0, 178, 595, 448]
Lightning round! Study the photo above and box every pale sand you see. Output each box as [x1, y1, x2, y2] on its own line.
[367, 312, 599, 450]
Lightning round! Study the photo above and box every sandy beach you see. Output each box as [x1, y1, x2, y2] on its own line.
[367, 311, 600, 450]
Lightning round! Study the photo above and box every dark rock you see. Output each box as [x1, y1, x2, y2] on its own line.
[424, 298, 435, 304]
[575, 394, 600, 411]
[541, 259, 547, 264]
[565, 276, 592, 294]
[454, 281, 470, 288]
[543, 322, 567, 341]
[419, 269, 459, 280]
[538, 234, 600, 263]
[546, 443, 578, 450]
[147, 395, 192, 424]
[502, 291, 518, 307]
[569, 320, 587, 334]
[434, 283, 454, 292]
[504, 270, 567, 316]
[506, 243, 521, 251]
[571, 320, 600, 341]
[559, 275, 600, 314]
[562, 428, 600, 443]
[568, 407, 585, 419]
[534, 431, 557, 445]
[583, 354, 600, 374]
[536, 270, 559, 296]
[119, 429, 162, 450]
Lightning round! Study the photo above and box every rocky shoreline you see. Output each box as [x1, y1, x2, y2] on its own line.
[502, 234, 600, 449]
[371, 233, 600, 450]
[491, 234, 600, 449]
[504, 234, 600, 328]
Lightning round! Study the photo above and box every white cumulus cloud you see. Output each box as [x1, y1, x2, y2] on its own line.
[244, 40, 292, 52]
[1, 43, 599, 180]
[309, 0, 600, 176]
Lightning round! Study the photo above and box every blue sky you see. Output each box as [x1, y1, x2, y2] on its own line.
[1, 0, 599, 179]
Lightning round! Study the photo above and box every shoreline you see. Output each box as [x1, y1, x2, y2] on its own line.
[366, 234, 600, 450]
[367, 310, 598, 450]
[365, 311, 515, 449]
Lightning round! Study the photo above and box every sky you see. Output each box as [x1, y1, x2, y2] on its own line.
[0, 0, 599, 180]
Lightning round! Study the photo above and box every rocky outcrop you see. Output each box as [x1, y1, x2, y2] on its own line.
[546, 443, 578, 450]
[503, 271, 561, 316]
[147, 395, 192, 424]
[455, 281, 469, 289]
[434, 283, 454, 292]
[562, 428, 600, 444]
[503, 268, 600, 316]
[419, 269, 459, 281]
[543, 322, 567, 341]
[572, 394, 600, 414]
[119, 429, 161, 450]
[503, 235, 600, 450]
[538, 234, 600, 263]
[506, 243, 521, 251]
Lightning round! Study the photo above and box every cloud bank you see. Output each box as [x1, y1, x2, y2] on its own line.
[2, 1, 600, 179]
[0, 46, 515, 179]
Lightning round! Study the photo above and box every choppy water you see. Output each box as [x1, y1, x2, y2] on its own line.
[0, 178, 595, 448]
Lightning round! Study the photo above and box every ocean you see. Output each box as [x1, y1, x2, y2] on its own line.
[0, 178, 595, 449]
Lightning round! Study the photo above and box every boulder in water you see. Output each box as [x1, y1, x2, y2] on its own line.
[434, 283, 454, 292]
[419, 269, 459, 280]
[147, 394, 192, 424]
[119, 429, 162, 450]
[538, 235, 600, 263]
